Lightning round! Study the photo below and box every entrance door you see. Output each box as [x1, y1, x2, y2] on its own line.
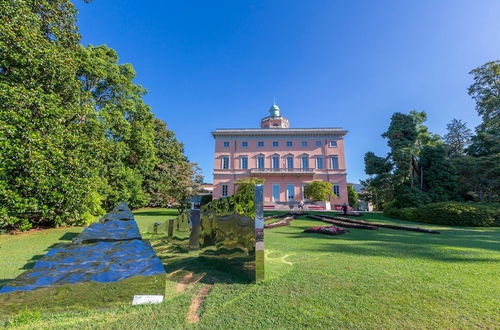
[287, 184, 295, 202]
[272, 184, 280, 202]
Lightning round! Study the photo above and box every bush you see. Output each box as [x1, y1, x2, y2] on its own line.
[416, 202, 498, 227]
[399, 207, 418, 221]
[304, 181, 334, 201]
[200, 194, 213, 206]
[385, 202, 499, 227]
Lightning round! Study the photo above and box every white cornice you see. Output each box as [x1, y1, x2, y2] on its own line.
[212, 128, 348, 137]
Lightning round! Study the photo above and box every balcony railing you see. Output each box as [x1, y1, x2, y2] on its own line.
[250, 168, 315, 175]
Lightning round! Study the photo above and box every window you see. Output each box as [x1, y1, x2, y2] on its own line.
[272, 184, 280, 201]
[241, 141, 248, 147]
[329, 141, 338, 147]
[272, 141, 279, 147]
[241, 156, 248, 169]
[286, 156, 294, 169]
[301, 141, 308, 147]
[222, 184, 228, 197]
[257, 141, 264, 147]
[316, 141, 322, 147]
[316, 156, 324, 169]
[331, 155, 339, 169]
[257, 156, 265, 169]
[286, 141, 293, 147]
[223, 141, 230, 147]
[272, 156, 280, 169]
[287, 185, 295, 201]
[333, 185, 340, 197]
[222, 156, 229, 169]
[301, 156, 309, 169]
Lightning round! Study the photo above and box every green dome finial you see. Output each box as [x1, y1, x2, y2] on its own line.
[269, 103, 280, 117]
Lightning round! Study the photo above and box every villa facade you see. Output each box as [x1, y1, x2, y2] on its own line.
[211, 104, 348, 207]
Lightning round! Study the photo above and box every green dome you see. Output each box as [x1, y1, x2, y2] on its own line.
[269, 104, 280, 117]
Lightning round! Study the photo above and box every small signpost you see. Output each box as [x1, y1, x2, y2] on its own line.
[132, 295, 164, 305]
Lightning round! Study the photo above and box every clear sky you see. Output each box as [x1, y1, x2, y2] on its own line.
[75, 0, 500, 183]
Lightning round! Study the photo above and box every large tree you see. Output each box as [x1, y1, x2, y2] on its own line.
[444, 119, 472, 158]
[468, 61, 500, 129]
[76, 44, 157, 209]
[0, 1, 198, 230]
[0, 0, 105, 230]
[363, 111, 454, 208]
[456, 60, 500, 202]
[144, 119, 201, 208]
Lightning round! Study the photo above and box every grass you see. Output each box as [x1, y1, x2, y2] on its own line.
[0, 210, 499, 328]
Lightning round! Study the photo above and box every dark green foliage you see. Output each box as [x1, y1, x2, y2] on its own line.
[304, 181, 334, 201]
[416, 202, 499, 227]
[383, 207, 418, 222]
[200, 195, 213, 206]
[364, 152, 392, 175]
[143, 119, 196, 208]
[418, 144, 459, 202]
[385, 202, 499, 227]
[444, 119, 472, 158]
[381, 112, 418, 180]
[453, 154, 500, 202]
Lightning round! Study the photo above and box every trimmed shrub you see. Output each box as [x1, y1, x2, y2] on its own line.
[385, 202, 499, 227]
[399, 207, 418, 221]
[416, 202, 498, 227]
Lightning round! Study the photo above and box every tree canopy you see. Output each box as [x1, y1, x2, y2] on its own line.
[0, 1, 200, 230]
[304, 181, 335, 202]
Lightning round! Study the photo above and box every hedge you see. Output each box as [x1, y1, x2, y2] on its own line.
[385, 202, 499, 227]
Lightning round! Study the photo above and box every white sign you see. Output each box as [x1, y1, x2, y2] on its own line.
[132, 295, 164, 305]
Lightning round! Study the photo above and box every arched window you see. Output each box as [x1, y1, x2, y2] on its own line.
[272, 154, 280, 169]
[256, 154, 265, 169]
[301, 154, 309, 169]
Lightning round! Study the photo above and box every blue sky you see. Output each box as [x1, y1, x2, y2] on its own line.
[75, 0, 500, 183]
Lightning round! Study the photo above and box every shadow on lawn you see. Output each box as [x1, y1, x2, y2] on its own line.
[283, 225, 500, 263]
[272, 214, 500, 262]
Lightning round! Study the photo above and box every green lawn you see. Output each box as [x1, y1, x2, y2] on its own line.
[0, 210, 499, 328]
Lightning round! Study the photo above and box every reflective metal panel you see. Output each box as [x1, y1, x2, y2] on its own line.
[189, 209, 201, 250]
[171, 186, 265, 283]
[167, 219, 174, 241]
[254, 184, 264, 282]
[1, 203, 165, 294]
[0, 240, 165, 294]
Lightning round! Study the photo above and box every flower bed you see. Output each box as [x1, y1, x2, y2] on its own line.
[303, 226, 349, 236]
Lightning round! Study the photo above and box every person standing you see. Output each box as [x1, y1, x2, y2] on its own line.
[342, 203, 348, 215]
[298, 200, 304, 212]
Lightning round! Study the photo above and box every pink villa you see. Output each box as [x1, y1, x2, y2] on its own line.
[211, 104, 348, 209]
